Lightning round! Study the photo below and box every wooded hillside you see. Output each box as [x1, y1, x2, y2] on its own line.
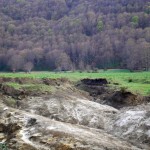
[0, 0, 150, 71]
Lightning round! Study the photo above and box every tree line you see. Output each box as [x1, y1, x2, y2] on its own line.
[0, 0, 150, 72]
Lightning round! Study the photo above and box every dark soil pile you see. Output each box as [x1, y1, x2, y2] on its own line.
[77, 78, 147, 109]
[81, 78, 108, 86]
[107, 91, 143, 109]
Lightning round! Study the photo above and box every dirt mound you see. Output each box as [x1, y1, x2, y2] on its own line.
[0, 77, 71, 100]
[0, 77, 26, 85]
[0, 83, 43, 99]
[77, 79, 112, 102]
[107, 91, 144, 109]
[0, 77, 14, 83]
[81, 78, 108, 86]
[78, 79, 146, 109]
[0, 77, 69, 86]
[0, 84, 25, 99]
[42, 78, 69, 86]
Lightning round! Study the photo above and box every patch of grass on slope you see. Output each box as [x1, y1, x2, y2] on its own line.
[4, 82, 54, 93]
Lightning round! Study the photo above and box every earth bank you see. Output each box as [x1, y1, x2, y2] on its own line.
[0, 77, 149, 149]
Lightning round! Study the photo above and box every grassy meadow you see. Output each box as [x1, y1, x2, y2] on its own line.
[0, 69, 150, 96]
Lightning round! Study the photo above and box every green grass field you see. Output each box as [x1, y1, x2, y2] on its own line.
[0, 69, 150, 96]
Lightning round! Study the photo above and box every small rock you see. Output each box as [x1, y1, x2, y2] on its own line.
[30, 133, 41, 138]
[0, 123, 4, 132]
[0, 133, 5, 140]
[27, 118, 37, 126]
[3, 107, 8, 111]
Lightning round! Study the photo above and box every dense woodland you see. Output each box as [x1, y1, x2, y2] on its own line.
[0, 0, 150, 72]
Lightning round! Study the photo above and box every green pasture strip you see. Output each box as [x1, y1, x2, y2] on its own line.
[0, 70, 150, 96]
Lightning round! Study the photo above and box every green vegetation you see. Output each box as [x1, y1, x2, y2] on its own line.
[0, 70, 150, 96]
[97, 20, 104, 31]
[4, 82, 54, 94]
[131, 15, 139, 27]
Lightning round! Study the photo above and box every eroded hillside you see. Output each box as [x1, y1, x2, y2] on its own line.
[0, 77, 150, 149]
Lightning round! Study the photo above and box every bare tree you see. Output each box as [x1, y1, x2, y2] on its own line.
[8, 55, 24, 72]
[23, 62, 34, 73]
[56, 52, 73, 71]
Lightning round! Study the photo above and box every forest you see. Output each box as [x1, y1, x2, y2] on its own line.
[0, 0, 150, 72]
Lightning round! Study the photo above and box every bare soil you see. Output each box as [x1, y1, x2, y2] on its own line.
[0, 77, 150, 149]
[77, 78, 149, 109]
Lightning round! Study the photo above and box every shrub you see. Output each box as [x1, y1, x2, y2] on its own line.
[120, 86, 128, 93]
[128, 78, 133, 83]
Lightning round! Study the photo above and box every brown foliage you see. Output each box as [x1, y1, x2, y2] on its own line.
[0, 0, 150, 71]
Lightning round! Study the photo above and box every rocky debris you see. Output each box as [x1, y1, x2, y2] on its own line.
[0, 120, 21, 143]
[81, 78, 108, 86]
[0, 133, 5, 140]
[109, 103, 150, 149]
[0, 107, 141, 150]
[26, 118, 37, 127]
[21, 93, 118, 130]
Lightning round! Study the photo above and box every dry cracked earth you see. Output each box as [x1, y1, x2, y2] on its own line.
[0, 77, 150, 150]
